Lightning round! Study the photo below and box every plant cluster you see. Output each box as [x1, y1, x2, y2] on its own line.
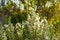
[0, 13, 60, 40]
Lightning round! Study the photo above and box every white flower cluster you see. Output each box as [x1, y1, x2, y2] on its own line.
[24, 12, 50, 40]
[19, 2, 24, 11]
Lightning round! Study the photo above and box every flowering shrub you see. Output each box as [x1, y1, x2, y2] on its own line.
[0, 13, 59, 40]
[0, 0, 60, 40]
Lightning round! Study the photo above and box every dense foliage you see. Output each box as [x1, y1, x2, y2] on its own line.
[0, 0, 60, 40]
[0, 13, 60, 40]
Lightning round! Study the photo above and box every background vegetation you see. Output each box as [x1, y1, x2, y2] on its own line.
[0, 0, 60, 40]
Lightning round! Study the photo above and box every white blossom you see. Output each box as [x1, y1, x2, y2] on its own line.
[29, 7, 34, 11]
[16, 23, 21, 27]
[45, 1, 52, 7]
[20, 2, 24, 11]
[4, 24, 9, 28]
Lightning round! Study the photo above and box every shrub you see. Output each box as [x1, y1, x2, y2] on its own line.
[0, 13, 58, 40]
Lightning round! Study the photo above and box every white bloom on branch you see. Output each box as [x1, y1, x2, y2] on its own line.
[29, 7, 34, 11]
[25, 0, 28, 4]
[4, 24, 9, 28]
[20, 2, 24, 11]
[16, 23, 21, 27]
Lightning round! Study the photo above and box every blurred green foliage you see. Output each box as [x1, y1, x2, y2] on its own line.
[0, 0, 60, 39]
[0, 12, 59, 40]
[0, 0, 60, 24]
